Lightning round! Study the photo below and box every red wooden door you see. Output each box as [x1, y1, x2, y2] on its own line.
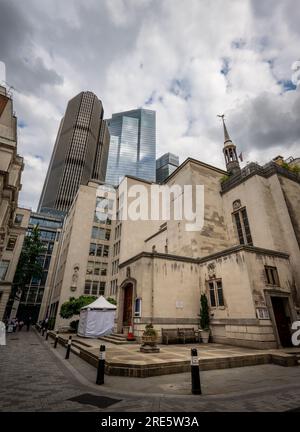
[123, 284, 133, 326]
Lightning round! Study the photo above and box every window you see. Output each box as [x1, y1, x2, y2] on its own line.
[233, 207, 253, 246]
[91, 282, 98, 295]
[208, 279, 224, 308]
[86, 262, 93, 275]
[14, 214, 23, 226]
[105, 229, 111, 241]
[135, 298, 142, 317]
[89, 243, 96, 256]
[0, 260, 10, 280]
[84, 280, 106, 296]
[84, 280, 91, 294]
[99, 281, 105, 296]
[6, 236, 17, 251]
[103, 245, 109, 257]
[91, 226, 106, 240]
[100, 263, 107, 276]
[265, 266, 280, 286]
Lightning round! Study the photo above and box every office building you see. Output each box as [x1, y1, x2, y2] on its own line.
[0, 84, 29, 319]
[156, 152, 179, 183]
[105, 109, 156, 186]
[38, 91, 110, 213]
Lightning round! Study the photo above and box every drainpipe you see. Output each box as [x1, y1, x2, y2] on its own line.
[151, 254, 154, 324]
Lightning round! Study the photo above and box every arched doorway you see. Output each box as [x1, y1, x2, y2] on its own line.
[122, 283, 133, 328]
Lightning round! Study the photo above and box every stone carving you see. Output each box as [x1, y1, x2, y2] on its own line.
[207, 263, 216, 279]
[233, 199, 242, 210]
[71, 264, 80, 292]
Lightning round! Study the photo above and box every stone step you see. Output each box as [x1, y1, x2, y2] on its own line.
[98, 335, 129, 345]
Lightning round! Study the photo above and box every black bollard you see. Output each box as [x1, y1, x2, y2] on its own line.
[191, 348, 202, 395]
[65, 335, 72, 359]
[54, 332, 59, 348]
[45, 330, 49, 340]
[96, 345, 106, 385]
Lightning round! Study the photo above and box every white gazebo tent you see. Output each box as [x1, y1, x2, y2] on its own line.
[77, 296, 116, 338]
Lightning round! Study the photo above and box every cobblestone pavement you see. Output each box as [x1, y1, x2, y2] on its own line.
[1, 329, 300, 412]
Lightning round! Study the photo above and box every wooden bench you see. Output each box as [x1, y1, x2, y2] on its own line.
[161, 328, 197, 344]
[161, 328, 179, 345]
[178, 328, 197, 344]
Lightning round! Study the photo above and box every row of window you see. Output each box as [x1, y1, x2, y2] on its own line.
[86, 261, 108, 276]
[113, 241, 120, 257]
[110, 279, 118, 296]
[208, 266, 280, 309]
[84, 280, 106, 296]
[111, 259, 119, 276]
[114, 224, 122, 240]
[89, 243, 109, 257]
[91, 226, 111, 241]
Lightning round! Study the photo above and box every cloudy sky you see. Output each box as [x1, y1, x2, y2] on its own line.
[0, 0, 299, 210]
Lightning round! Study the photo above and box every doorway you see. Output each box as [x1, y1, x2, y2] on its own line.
[122, 283, 133, 329]
[271, 296, 292, 347]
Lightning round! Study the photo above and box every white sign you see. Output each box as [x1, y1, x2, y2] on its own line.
[191, 357, 199, 366]
[0, 321, 6, 346]
[99, 352, 106, 360]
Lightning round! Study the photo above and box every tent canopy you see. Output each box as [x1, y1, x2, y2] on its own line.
[81, 295, 116, 310]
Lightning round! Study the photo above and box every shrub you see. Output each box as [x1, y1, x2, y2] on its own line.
[199, 294, 210, 330]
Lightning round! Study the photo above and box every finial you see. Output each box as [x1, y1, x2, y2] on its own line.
[217, 114, 231, 144]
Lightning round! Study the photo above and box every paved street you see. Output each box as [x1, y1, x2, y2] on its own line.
[1, 329, 300, 412]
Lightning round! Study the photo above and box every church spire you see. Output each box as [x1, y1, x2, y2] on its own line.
[218, 114, 241, 176]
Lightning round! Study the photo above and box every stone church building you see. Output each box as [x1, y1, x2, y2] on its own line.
[49, 118, 300, 350]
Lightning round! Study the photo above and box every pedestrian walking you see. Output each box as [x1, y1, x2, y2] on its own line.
[12, 318, 18, 333]
[18, 320, 24, 331]
[26, 316, 32, 332]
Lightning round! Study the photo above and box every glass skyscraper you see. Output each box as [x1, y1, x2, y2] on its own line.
[105, 109, 156, 185]
[156, 152, 179, 183]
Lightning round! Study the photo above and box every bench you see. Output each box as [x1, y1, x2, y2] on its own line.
[161, 328, 197, 344]
[161, 328, 179, 345]
[178, 328, 197, 344]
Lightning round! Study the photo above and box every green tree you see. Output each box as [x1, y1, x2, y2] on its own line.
[9, 225, 45, 319]
[60, 295, 97, 319]
[106, 297, 117, 306]
[199, 294, 210, 330]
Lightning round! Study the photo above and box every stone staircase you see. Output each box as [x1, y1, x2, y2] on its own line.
[98, 333, 132, 345]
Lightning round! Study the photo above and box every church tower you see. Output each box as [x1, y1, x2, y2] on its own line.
[219, 115, 241, 176]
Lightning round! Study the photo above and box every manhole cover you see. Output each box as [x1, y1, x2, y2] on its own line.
[9, 338, 19, 340]
[68, 393, 121, 409]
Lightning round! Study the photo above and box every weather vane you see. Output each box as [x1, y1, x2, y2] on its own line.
[217, 114, 225, 120]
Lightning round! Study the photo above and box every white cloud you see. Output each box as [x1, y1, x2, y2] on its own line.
[1, 0, 299, 209]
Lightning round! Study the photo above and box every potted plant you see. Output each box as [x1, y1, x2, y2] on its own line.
[140, 323, 160, 353]
[199, 294, 210, 343]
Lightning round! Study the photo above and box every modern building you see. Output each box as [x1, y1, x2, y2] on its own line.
[0, 84, 29, 319]
[4, 210, 64, 322]
[105, 109, 156, 186]
[38, 91, 110, 213]
[156, 152, 179, 183]
[43, 116, 300, 350]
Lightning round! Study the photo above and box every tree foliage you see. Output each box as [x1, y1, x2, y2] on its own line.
[60, 296, 97, 319]
[14, 225, 45, 289]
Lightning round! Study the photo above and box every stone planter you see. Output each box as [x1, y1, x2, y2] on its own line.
[140, 334, 160, 353]
[199, 329, 210, 343]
